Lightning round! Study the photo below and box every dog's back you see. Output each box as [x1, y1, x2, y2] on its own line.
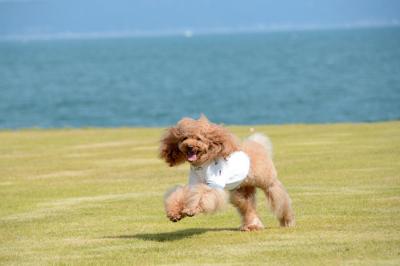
[242, 132, 276, 181]
[245, 133, 273, 159]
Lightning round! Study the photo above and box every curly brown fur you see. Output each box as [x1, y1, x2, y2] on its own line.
[160, 115, 295, 230]
[160, 115, 239, 167]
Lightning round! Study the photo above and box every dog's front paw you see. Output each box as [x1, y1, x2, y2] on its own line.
[166, 207, 186, 222]
[181, 206, 201, 217]
[167, 212, 186, 222]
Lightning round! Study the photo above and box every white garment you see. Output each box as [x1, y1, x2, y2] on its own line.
[188, 151, 250, 190]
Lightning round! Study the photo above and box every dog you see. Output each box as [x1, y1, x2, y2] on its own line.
[159, 115, 295, 231]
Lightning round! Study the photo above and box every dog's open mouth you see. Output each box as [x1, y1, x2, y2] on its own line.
[187, 149, 198, 162]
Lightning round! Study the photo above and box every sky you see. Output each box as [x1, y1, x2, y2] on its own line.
[1, 0, 400, 37]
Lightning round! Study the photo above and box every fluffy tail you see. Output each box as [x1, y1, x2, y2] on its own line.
[246, 133, 273, 158]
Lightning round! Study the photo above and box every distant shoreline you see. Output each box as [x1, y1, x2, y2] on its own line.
[0, 120, 399, 132]
[1, 22, 399, 42]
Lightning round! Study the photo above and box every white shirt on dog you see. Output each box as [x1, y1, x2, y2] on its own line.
[188, 151, 250, 190]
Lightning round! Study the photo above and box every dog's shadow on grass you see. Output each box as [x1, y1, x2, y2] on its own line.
[106, 228, 237, 242]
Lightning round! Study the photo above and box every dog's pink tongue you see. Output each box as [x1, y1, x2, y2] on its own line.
[187, 152, 197, 162]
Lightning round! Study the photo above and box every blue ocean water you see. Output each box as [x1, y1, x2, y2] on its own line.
[0, 27, 399, 128]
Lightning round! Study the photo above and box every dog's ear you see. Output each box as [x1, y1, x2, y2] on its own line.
[207, 124, 239, 159]
[159, 126, 186, 167]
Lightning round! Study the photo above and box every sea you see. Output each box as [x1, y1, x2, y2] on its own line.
[0, 27, 399, 128]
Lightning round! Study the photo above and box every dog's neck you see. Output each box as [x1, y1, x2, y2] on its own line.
[190, 156, 224, 169]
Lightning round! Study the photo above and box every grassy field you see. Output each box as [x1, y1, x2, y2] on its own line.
[0, 122, 399, 265]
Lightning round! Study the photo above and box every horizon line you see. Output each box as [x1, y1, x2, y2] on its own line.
[1, 21, 399, 42]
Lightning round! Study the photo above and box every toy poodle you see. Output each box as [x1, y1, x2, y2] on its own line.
[159, 115, 295, 231]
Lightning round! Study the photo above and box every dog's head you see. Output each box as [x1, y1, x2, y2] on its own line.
[160, 115, 239, 167]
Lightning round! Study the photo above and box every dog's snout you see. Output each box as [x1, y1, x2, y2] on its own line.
[186, 144, 197, 152]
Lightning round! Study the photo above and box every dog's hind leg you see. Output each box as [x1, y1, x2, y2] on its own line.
[230, 186, 264, 231]
[262, 180, 295, 227]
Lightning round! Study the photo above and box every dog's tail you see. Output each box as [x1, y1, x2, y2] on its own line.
[246, 133, 273, 158]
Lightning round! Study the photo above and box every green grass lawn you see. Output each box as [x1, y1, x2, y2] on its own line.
[1, 122, 399, 265]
